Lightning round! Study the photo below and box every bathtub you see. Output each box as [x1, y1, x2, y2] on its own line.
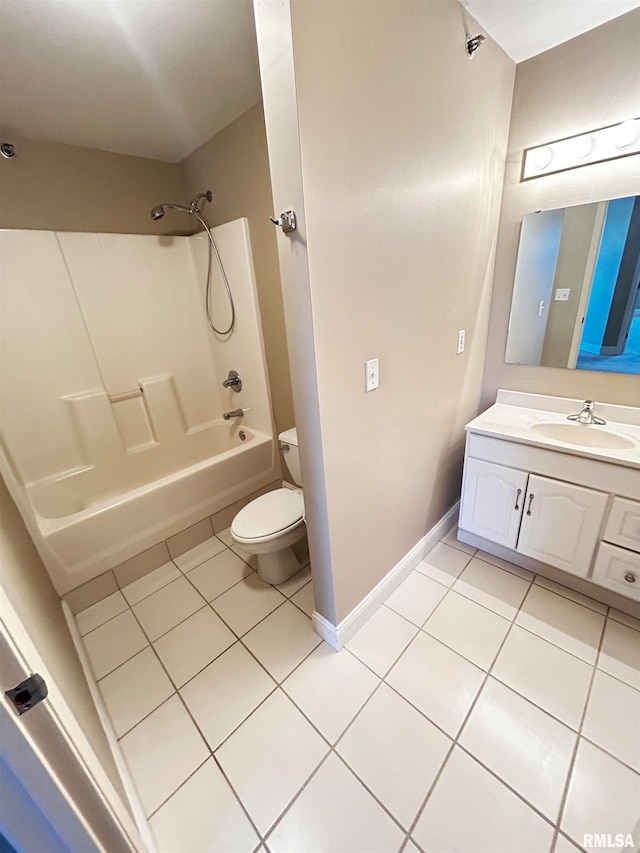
[7, 427, 277, 595]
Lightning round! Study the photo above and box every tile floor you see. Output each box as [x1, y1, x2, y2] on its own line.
[75, 524, 640, 853]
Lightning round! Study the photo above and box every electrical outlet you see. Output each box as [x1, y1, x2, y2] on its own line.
[457, 330, 465, 355]
[365, 358, 379, 392]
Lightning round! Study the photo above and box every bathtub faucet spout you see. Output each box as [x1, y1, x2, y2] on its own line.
[223, 408, 244, 420]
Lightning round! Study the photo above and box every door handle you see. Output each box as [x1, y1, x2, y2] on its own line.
[526, 493, 535, 516]
[514, 488, 522, 511]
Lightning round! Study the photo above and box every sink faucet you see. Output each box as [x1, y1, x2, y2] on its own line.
[567, 400, 606, 425]
[223, 408, 244, 420]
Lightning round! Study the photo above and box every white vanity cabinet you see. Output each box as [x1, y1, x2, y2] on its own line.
[458, 391, 640, 611]
[460, 460, 608, 577]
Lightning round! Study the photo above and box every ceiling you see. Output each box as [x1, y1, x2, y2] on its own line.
[0, 0, 262, 163]
[1, 0, 638, 163]
[462, 0, 640, 63]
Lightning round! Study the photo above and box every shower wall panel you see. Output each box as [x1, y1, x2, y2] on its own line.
[0, 220, 271, 505]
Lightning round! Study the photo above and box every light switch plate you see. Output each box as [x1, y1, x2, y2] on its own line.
[555, 288, 571, 302]
[457, 330, 465, 355]
[365, 358, 379, 392]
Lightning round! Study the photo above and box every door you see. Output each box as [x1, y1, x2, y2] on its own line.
[459, 458, 528, 549]
[517, 475, 608, 576]
[0, 587, 144, 853]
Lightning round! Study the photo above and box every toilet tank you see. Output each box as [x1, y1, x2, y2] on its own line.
[278, 428, 302, 486]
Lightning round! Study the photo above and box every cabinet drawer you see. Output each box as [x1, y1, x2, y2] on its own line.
[604, 497, 640, 554]
[591, 542, 640, 602]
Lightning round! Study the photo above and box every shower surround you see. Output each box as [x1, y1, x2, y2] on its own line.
[0, 219, 278, 594]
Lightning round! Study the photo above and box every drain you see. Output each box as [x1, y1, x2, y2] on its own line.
[239, 430, 246, 441]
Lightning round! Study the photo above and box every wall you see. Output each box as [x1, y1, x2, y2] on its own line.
[0, 477, 127, 808]
[482, 9, 640, 408]
[281, 0, 515, 622]
[0, 136, 184, 234]
[181, 104, 295, 438]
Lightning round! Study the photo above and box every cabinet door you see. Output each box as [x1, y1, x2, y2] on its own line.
[459, 458, 528, 549]
[517, 475, 608, 576]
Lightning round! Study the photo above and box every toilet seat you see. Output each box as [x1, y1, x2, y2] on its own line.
[231, 488, 304, 544]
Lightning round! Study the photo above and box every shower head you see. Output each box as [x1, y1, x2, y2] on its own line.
[150, 191, 212, 221]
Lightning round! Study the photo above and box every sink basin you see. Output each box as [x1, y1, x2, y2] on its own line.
[530, 421, 636, 451]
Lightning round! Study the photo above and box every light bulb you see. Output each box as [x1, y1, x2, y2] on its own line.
[531, 146, 553, 170]
[570, 134, 593, 159]
[614, 119, 640, 149]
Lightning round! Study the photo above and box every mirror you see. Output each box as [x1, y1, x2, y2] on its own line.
[505, 195, 640, 376]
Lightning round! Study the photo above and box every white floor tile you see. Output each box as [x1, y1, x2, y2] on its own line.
[216, 527, 234, 547]
[598, 619, 640, 690]
[216, 689, 328, 835]
[459, 678, 576, 821]
[412, 747, 555, 853]
[98, 647, 174, 737]
[609, 609, 640, 632]
[153, 606, 235, 687]
[423, 590, 510, 670]
[150, 758, 259, 853]
[291, 581, 315, 617]
[120, 562, 181, 606]
[453, 557, 530, 620]
[282, 644, 379, 744]
[533, 575, 607, 614]
[172, 535, 227, 572]
[119, 695, 209, 817]
[276, 565, 312, 598]
[583, 669, 640, 772]
[516, 585, 605, 665]
[266, 753, 405, 853]
[132, 576, 206, 641]
[242, 602, 321, 683]
[492, 625, 593, 730]
[187, 549, 254, 602]
[561, 739, 640, 853]
[441, 524, 477, 556]
[386, 632, 484, 737]
[337, 683, 451, 830]
[181, 642, 276, 750]
[415, 541, 472, 588]
[76, 591, 128, 635]
[83, 610, 148, 680]
[211, 573, 286, 636]
[385, 571, 447, 627]
[476, 550, 534, 581]
[346, 605, 418, 677]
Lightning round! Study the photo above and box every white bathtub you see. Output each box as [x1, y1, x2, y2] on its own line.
[10, 427, 277, 595]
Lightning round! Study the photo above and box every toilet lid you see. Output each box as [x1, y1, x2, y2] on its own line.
[231, 489, 304, 540]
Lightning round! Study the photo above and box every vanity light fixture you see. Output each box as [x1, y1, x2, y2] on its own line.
[522, 118, 640, 180]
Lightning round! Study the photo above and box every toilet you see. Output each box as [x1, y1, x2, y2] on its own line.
[230, 428, 308, 585]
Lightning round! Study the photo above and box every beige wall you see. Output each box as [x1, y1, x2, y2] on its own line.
[0, 136, 184, 234]
[180, 104, 295, 437]
[482, 10, 640, 409]
[0, 476, 128, 808]
[286, 0, 515, 622]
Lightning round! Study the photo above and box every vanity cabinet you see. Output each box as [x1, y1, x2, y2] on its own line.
[460, 460, 608, 577]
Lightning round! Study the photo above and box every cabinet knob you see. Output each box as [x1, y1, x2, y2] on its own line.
[624, 572, 636, 584]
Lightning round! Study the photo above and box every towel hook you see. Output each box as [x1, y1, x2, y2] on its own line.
[270, 210, 297, 234]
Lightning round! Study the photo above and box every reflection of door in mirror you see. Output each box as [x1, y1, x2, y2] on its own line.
[505, 195, 640, 376]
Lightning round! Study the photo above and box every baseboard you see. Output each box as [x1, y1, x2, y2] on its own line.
[62, 602, 158, 853]
[312, 501, 460, 650]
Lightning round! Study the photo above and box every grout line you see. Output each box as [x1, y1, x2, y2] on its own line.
[552, 609, 610, 849]
[400, 571, 537, 847]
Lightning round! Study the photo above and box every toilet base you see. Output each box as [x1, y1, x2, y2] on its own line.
[256, 545, 306, 585]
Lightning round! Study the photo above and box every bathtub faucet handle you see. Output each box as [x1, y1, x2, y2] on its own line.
[223, 370, 242, 392]
[223, 408, 244, 420]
